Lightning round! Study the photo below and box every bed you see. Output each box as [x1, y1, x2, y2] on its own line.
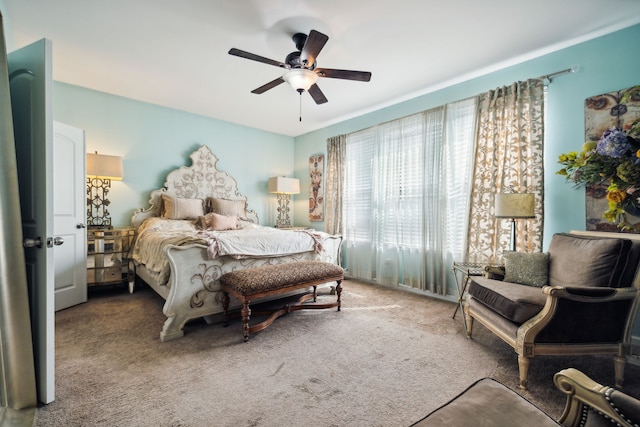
[130, 145, 342, 341]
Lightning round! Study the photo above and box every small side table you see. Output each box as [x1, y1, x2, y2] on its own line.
[87, 227, 135, 293]
[451, 262, 485, 331]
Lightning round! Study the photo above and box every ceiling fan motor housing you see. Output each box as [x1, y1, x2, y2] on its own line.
[285, 50, 316, 69]
[292, 32, 307, 51]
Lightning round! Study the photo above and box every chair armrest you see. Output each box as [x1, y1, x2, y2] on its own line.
[517, 286, 637, 345]
[554, 368, 640, 427]
[542, 285, 636, 301]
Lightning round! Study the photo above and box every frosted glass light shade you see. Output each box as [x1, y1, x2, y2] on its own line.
[495, 193, 535, 218]
[268, 176, 300, 194]
[87, 152, 124, 180]
[282, 69, 318, 91]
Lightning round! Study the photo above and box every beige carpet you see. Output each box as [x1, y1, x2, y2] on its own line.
[34, 279, 640, 426]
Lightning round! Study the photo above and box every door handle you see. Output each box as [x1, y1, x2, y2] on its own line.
[76, 223, 86, 229]
[23, 237, 43, 248]
[53, 237, 64, 246]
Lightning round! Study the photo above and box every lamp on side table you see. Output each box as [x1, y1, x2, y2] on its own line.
[494, 193, 535, 252]
[268, 176, 300, 228]
[86, 151, 124, 229]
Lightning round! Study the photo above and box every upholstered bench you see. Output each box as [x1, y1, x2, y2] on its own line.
[219, 261, 344, 342]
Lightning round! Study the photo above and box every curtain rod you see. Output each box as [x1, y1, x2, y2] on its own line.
[538, 65, 579, 84]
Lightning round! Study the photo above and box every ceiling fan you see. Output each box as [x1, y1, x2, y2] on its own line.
[228, 30, 372, 105]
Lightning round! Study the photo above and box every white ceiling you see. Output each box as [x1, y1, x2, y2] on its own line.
[4, 0, 640, 137]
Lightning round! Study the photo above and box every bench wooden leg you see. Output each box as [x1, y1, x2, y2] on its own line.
[336, 280, 342, 311]
[221, 292, 230, 327]
[241, 299, 251, 342]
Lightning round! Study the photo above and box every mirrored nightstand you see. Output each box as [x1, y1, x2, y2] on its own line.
[87, 227, 135, 293]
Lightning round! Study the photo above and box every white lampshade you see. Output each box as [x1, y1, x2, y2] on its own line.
[495, 193, 535, 218]
[87, 152, 124, 181]
[282, 69, 318, 92]
[268, 177, 300, 194]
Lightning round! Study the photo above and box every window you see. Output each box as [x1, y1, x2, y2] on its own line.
[343, 98, 477, 294]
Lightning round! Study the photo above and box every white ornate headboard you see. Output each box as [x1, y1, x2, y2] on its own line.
[131, 145, 259, 228]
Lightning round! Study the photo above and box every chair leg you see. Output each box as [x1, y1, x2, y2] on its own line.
[614, 354, 627, 388]
[517, 355, 530, 390]
[465, 313, 474, 338]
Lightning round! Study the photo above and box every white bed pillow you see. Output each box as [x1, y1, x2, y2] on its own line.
[161, 193, 204, 220]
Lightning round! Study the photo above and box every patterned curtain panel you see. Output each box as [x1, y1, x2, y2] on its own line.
[467, 79, 545, 263]
[324, 134, 346, 235]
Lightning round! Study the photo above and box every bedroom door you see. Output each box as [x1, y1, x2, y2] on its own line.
[8, 38, 56, 404]
[53, 121, 87, 311]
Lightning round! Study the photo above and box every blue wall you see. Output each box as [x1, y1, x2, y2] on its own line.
[53, 83, 295, 226]
[293, 23, 640, 249]
[51, 24, 640, 245]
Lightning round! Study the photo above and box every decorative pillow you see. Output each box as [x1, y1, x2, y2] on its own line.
[503, 251, 550, 287]
[161, 194, 204, 220]
[207, 197, 247, 219]
[202, 212, 238, 231]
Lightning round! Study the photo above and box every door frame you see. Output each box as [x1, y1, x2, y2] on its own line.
[0, 13, 37, 411]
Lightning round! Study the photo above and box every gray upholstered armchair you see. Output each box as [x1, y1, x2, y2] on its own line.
[464, 231, 640, 390]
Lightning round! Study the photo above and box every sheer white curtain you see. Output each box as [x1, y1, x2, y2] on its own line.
[343, 98, 477, 295]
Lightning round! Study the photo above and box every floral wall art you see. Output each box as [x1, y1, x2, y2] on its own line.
[558, 85, 640, 232]
[309, 154, 324, 222]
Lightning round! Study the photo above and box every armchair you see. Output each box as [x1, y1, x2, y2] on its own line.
[464, 231, 640, 390]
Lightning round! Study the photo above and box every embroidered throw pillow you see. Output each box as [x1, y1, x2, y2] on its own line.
[503, 251, 550, 287]
[161, 194, 204, 220]
[205, 212, 239, 231]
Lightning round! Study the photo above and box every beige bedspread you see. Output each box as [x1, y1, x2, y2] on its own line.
[132, 218, 326, 285]
[200, 226, 323, 259]
[132, 218, 205, 285]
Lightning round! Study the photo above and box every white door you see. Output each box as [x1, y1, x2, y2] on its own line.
[9, 38, 56, 404]
[54, 121, 87, 311]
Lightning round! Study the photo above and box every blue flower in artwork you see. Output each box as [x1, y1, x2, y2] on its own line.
[596, 128, 631, 158]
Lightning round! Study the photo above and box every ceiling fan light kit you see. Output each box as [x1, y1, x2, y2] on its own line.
[228, 29, 372, 107]
[282, 69, 318, 92]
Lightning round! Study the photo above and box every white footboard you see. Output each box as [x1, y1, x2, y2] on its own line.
[158, 235, 342, 341]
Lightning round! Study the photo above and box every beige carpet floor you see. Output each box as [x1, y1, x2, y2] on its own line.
[34, 279, 640, 426]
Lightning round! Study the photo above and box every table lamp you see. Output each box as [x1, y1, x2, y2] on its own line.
[87, 151, 124, 229]
[268, 176, 300, 228]
[494, 193, 535, 252]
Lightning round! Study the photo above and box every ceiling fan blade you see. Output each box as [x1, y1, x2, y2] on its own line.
[308, 83, 328, 104]
[251, 77, 285, 94]
[228, 48, 287, 68]
[315, 68, 372, 82]
[300, 30, 329, 67]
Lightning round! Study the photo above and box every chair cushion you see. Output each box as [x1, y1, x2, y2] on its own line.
[468, 277, 546, 323]
[548, 233, 632, 288]
[410, 377, 560, 426]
